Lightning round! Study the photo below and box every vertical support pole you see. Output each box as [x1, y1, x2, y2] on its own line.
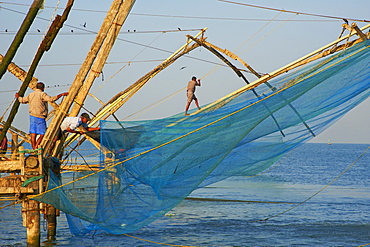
[44, 156, 60, 240]
[22, 199, 40, 247]
[19, 146, 25, 175]
[45, 204, 57, 240]
[11, 133, 18, 159]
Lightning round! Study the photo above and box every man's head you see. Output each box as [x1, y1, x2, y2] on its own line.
[80, 113, 91, 123]
[36, 82, 45, 91]
[192, 76, 197, 81]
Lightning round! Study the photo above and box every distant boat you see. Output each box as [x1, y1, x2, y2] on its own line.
[328, 139, 332, 145]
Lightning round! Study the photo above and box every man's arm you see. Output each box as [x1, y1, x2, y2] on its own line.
[65, 127, 84, 135]
[43, 92, 69, 102]
[86, 127, 100, 131]
[15, 92, 28, 103]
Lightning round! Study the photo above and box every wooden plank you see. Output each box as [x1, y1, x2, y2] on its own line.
[0, 160, 22, 173]
[0, 187, 34, 194]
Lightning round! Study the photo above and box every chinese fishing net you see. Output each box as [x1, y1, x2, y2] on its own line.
[34, 39, 370, 236]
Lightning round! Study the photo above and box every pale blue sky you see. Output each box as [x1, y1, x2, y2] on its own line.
[0, 0, 369, 143]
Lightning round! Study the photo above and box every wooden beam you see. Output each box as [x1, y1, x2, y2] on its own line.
[42, 0, 136, 155]
[0, 54, 38, 89]
[0, 160, 22, 173]
[201, 40, 261, 78]
[351, 23, 367, 41]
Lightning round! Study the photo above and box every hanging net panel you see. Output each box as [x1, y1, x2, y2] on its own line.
[34, 39, 370, 235]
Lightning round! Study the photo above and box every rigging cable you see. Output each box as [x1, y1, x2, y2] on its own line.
[91, 32, 165, 95]
[218, 0, 370, 23]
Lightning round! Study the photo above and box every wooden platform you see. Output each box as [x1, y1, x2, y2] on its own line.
[0, 174, 35, 195]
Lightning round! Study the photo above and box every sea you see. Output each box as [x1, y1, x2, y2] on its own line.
[1, 143, 369, 246]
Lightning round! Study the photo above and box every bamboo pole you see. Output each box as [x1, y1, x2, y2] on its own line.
[0, 54, 59, 110]
[69, 0, 136, 117]
[41, 0, 136, 155]
[0, 54, 38, 89]
[0, 0, 43, 146]
[0, 0, 43, 80]
[0, 0, 74, 148]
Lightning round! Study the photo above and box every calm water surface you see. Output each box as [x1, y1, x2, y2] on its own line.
[1, 143, 370, 246]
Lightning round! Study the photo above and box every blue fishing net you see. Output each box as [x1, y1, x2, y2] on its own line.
[34, 39, 370, 235]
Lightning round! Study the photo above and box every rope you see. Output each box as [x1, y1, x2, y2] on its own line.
[0, 2, 348, 22]
[239, 13, 297, 55]
[218, 0, 370, 23]
[0, 98, 16, 120]
[92, 32, 164, 95]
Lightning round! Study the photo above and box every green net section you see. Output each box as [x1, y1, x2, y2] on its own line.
[35, 40, 370, 235]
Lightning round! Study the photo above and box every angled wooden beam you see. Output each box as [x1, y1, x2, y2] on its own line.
[201, 40, 261, 78]
[42, 0, 136, 155]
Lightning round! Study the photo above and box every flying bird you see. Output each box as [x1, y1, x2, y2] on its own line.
[81, 22, 86, 28]
[180, 66, 186, 70]
[178, 27, 181, 31]
[37, 29, 40, 32]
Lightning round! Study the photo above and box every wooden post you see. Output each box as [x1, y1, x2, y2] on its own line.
[45, 204, 57, 240]
[22, 199, 40, 247]
[11, 133, 18, 160]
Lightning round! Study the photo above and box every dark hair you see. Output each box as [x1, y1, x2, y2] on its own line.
[80, 113, 91, 121]
[36, 82, 45, 89]
[192, 76, 197, 80]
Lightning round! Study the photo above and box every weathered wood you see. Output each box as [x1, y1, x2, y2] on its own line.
[0, 175, 37, 195]
[23, 199, 40, 247]
[0, 160, 21, 173]
[45, 204, 57, 240]
[0, 0, 44, 80]
[11, 133, 18, 159]
[351, 23, 368, 41]
[1, 121, 30, 144]
[69, 0, 136, 117]
[0, 54, 59, 111]
[42, 0, 135, 155]
[0, 54, 38, 89]
[201, 40, 261, 78]
[60, 164, 100, 171]
[0, 0, 74, 148]
[0, 0, 44, 146]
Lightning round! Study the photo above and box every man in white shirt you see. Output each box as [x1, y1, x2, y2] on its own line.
[60, 113, 100, 134]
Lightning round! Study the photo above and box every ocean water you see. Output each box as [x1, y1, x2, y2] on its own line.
[1, 143, 370, 246]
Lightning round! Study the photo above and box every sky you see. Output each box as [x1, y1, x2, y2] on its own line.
[0, 0, 369, 143]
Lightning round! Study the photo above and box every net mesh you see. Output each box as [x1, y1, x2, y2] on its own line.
[34, 40, 370, 235]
